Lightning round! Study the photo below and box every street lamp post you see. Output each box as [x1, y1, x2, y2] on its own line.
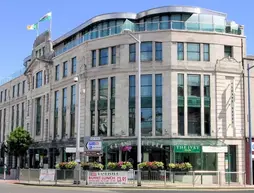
[247, 63, 254, 185]
[124, 30, 142, 186]
[74, 76, 82, 184]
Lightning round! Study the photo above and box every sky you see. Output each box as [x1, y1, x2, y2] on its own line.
[0, 0, 253, 81]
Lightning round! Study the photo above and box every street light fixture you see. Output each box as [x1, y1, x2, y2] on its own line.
[247, 63, 254, 185]
[73, 76, 85, 184]
[123, 29, 142, 186]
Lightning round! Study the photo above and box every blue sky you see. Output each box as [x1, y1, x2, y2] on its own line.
[0, 0, 252, 81]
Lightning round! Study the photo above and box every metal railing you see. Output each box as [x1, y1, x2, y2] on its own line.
[18, 169, 246, 187]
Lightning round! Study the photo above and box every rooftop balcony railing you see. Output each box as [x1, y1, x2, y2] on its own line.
[54, 20, 242, 57]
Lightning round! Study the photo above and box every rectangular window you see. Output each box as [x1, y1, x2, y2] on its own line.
[129, 108, 135, 136]
[21, 102, 24, 127]
[63, 61, 68, 77]
[12, 85, 15, 98]
[141, 75, 152, 97]
[155, 42, 162, 61]
[4, 89, 7, 101]
[70, 85, 76, 138]
[111, 77, 115, 98]
[155, 74, 162, 97]
[54, 91, 59, 139]
[62, 88, 67, 109]
[129, 75, 136, 97]
[16, 104, 19, 127]
[188, 107, 201, 136]
[203, 44, 210, 61]
[111, 46, 116, 64]
[11, 106, 14, 131]
[224, 45, 233, 57]
[92, 50, 96, 67]
[178, 74, 184, 136]
[204, 75, 210, 135]
[177, 42, 184, 60]
[91, 79, 96, 100]
[71, 85, 76, 106]
[71, 57, 77, 74]
[187, 74, 201, 97]
[0, 91, 2, 103]
[3, 109, 6, 141]
[141, 108, 152, 136]
[99, 78, 108, 100]
[204, 75, 210, 97]
[22, 80, 26, 94]
[99, 48, 108, 66]
[55, 65, 60, 81]
[17, 83, 20, 97]
[129, 44, 136, 62]
[155, 74, 162, 136]
[98, 110, 107, 136]
[141, 42, 153, 61]
[62, 88, 67, 138]
[91, 111, 95, 136]
[110, 109, 115, 136]
[187, 43, 200, 61]
[36, 71, 42, 88]
[36, 98, 41, 135]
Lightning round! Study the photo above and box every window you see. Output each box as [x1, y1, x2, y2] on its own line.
[36, 71, 42, 88]
[204, 75, 210, 135]
[11, 106, 14, 131]
[12, 85, 15, 98]
[36, 98, 42, 136]
[177, 42, 184, 60]
[99, 78, 108, 100]
[155, 74, 162, 97]
[141, 75, 152, 97]
[187, 43, 200, 61]
[92, 50, 96, 67]
[224, 45, 233, 57]
[187, 75, 200, 97]
[42, 47, 45, 56]
[129, 44, 136, 62]
[129, 108, 135, 136]
[129, 75, 136, 97]
[203, 44, 210, 61]
[110, 109, 115, 136]
[91, 111, 95, 136]
[22, 80, 26, 94]
[155, 74, 162, 136]
[111, 46, 116, 64]
[16, 104, 19, 127]
[55, 65, 60, 81]
[21, 102, 24, 128]
[141, 108, 152, 136]
[71, 57, 77, 74]
[46, 94, 49, 112]
[178, 74, 184, 136]
[4, 89, 7, 101]
[155, 42, 162, 61]
[188, 107, 201, 136]
[204, 75, 210, 97]
[0, 91, 2, 103]
[99, 48, 108, 65]
[54, 91, 59, 139]
[141, 42, 152, 61]
[17, 83, 20, 97]
[3, 109, 6, 141]
[62, 88, 67, 138]
[63, 61, 68, 77]
[0, 110, 2, 142]
[91, 79, 96, 100]
[111, 77, 115, 98]
[70, 85, 76, 138]
[98, 110, 107, 136]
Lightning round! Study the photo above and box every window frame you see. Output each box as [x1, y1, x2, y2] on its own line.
[203, 44, 210, 61]
[92, 50, 96, 67]
[187, 43, 200, 61]
[71, 57, 77, 74]
[155, 42, 162, 61]
[177, 42, 184, 60]
[111, 46, 116, 64]
[99, 48, 108, 66]
[129, 43, 136, 62]
[63, 61, 68, 77]
[141, 41, 153, 62]
[224, 45, 233, 57]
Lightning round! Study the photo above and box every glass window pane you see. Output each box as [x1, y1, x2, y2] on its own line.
[99, 48, 108, 65]
[188, 74, 200, 96]
[99, 78, 108, 100]
[141, 42, 152, 61]
[156, 107, 162, 136]
[188, 107, 201, 135]
[177, 43, 184, 60]
[187, 43, 200, 61]
[155, 42, 162, 61]
[141, 108, 152, 136]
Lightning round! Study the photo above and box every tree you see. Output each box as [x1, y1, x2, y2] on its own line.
[7, 127, 33, 167]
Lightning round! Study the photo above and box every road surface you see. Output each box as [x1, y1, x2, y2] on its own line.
[0, 183, 254, 193]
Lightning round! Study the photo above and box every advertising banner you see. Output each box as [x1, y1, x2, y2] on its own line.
[39, 169, 55, 181]
[87, 171, 128, 185]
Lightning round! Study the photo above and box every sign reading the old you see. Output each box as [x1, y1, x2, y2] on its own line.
[174, 145, 201, 153]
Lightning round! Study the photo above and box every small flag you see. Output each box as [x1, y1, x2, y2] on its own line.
[39, 12, 52, 22]
[27, 23, 38, 30]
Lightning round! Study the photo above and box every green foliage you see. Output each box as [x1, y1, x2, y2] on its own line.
[7, 127, 33, 157]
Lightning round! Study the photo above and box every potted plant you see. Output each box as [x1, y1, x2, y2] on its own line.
[168, 162, 192, 172]
[56, 161, 77, 170]
[81, 162, 104, 171]
[138, 161, 164, 171]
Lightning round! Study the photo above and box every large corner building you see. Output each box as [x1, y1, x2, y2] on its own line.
[0, 6, 249, 184]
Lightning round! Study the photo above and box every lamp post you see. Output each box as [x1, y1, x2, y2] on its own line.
[123, 30, 142, 186]
[73, 76, 85, 184]
[247, 63, 254, 185]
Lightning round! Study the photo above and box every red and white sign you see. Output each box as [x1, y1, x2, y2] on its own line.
[87, 171, 128, 185]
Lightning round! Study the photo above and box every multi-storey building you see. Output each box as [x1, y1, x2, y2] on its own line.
[0, 6, 247, 183]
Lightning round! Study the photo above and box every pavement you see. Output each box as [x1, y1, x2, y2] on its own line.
[1, 183, 254, 193]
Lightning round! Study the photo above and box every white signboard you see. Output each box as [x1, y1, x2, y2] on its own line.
[202, 146, 228, 153]
[87, 171, 128, 185]
[86, 141, 102, 151]
[39, 169, 55, 181]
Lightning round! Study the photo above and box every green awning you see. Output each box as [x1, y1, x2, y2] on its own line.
[102, 138, 226, 150]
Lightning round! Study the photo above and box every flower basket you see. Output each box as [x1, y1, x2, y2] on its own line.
[81, 162, 104, 171]
[168, 162, 192, 172]
[107, 161, 133, 171]
[56, 161, 77, 170]
[138, 161, 164, 171]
